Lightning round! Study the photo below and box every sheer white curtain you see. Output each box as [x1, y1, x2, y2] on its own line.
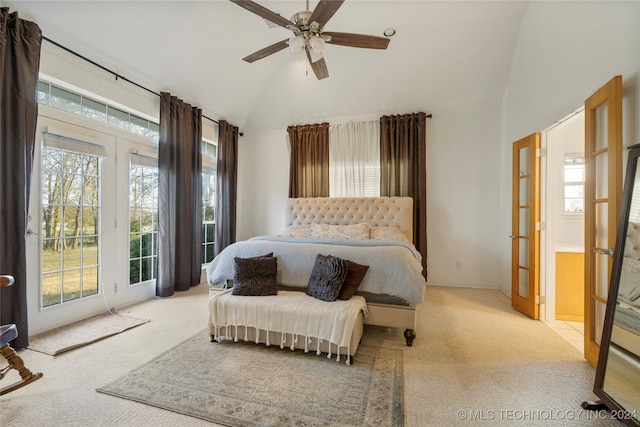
[329, 120, 380, 197]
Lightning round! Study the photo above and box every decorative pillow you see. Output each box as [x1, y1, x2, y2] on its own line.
[311, 223, 369, 240]
[369, 226, 410, 243]
[338, 260, 369, 300]
[306, 254, 348, 302]
[279, 224, 313, 238]
[232, 255, 277, 296]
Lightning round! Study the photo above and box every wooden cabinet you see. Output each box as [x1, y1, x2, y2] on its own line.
[555, 251, 584, 321]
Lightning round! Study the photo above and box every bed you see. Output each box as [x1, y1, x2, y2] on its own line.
[612, 255, 640, 357]
[206, 197, 427, 346]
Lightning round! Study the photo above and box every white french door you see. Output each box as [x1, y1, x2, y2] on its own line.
[26, 113, 156, 335]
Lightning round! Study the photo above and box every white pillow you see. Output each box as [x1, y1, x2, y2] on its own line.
[369, 226, 410, 243]
[279, 224, 313, 238]
[311, 223, 369, 240]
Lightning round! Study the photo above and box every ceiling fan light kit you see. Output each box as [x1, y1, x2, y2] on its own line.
[230, 0, 390, 80]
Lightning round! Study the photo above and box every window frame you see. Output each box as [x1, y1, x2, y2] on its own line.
[563, 152, 585, 215]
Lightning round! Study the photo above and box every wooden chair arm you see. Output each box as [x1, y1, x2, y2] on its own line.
[1, 275, 15, 287]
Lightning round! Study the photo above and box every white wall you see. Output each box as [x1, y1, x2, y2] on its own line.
[35, 0, 639, 295]
[546, 112, 585, 248]
[499, 1, 640, 296]
[237, 107, 506, 290]
[236, 129, 290, 240]
[42, 37, 509, 291]
[39, 42, 219, 141]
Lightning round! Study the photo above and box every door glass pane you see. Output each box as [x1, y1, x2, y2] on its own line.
[595, 252, 609, 300]
[41, 147, 101, 307]
[519, 177, 529, 205]
[63, 268, 81, 302]
[42, 272, 61, 307]
[596, 152, 608, 199]
[595, 103, 608, 151]
[519, 208, 529, 236]
[519, 238, 529, 268]
[596, 202, 608, 249]
[82, 237, 98, 266]
[63, 237, 80, 269]
[129, 156, 158, 285]
[83, 267, 99, 296]
[519, 268, 529, 298]
[595, 300, 607, 345]
[519, 146, 530, 175]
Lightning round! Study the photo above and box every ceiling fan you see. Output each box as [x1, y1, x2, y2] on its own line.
[230, 0, 391, 80]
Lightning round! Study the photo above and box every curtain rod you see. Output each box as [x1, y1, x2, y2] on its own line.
[42, 36, 220, 126]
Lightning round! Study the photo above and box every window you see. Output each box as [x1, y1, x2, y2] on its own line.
[329, 121, 380, 197]
[39, 80, 218, 274]
[564, 153, 585, 213]
[202, 138, 217, 264]
[202, 170, 216, 264]
[37, 80, 160, 141]
[129, 153, 158, 285]
[40, 133, 105, 307]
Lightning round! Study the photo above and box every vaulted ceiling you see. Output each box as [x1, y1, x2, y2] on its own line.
[6, 1, 530, 130]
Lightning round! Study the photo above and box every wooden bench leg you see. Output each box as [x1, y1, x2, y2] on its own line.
[404, 329, 416, 347]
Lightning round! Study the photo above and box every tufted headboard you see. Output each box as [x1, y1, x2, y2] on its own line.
[285, 197, 413, 242]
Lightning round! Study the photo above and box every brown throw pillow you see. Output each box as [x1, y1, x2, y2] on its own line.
[339, 260, 369, 300]
[232, 255, 277, 296]
[306, 254, 348, 302]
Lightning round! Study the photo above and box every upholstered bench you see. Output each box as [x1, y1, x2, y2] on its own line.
[208, 289, 366, 364]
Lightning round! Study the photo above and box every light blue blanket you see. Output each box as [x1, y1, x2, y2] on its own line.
[206, 236, 426, 305]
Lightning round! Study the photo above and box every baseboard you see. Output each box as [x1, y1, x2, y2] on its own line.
[426, 282, 503, 291]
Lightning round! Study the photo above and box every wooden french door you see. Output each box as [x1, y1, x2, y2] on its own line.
[511, 133, 541, 319]
[584, 76, 623, 367]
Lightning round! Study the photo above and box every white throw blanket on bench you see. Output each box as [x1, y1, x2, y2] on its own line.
[209, 290, 367, 362]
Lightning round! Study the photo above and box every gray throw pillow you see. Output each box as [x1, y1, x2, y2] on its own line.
[306, 254, 348, 302]
[232, 255, 277, 296]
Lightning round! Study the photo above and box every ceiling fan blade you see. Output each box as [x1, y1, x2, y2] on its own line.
[323, 32, 390, 49]
[230, 0, 294, 30]
[309, 0, 345, 29]
[242, 39, 289, 63]
[305, 45, 329, 80]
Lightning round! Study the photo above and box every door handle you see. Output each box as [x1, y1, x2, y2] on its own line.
[592, 247, 614, 258]
[509, 234, 518, 240]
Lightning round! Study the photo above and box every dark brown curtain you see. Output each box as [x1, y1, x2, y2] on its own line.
[287, 123, 330, 197]
[0, 8, 42, 349]
[380, 112, 427, 279]
[157, 92, 202, 297]
[214, 120, 239, 256]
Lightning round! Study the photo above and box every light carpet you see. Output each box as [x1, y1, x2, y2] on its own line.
[97, 330, 403, 427]
[28, 310, 150, 355]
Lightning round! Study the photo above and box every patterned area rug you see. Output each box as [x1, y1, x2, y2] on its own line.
[29, 310, 150, 356]
[97, 330, 403, 426]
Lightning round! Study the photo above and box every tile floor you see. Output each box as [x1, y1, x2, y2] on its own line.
[545, 319, 585, 354]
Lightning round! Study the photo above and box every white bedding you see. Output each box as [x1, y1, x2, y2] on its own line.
[209, 290, 367, 361]
[206, 235, 426, 305]
[620, 257, 640, 308]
